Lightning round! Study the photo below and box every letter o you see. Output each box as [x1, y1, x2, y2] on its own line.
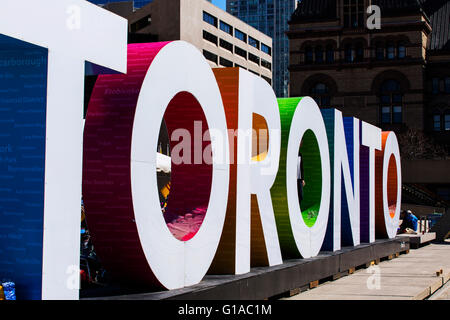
[381, 132, 401, 238]
[286, 97, 331, 258]
[83, 41, 230, 290]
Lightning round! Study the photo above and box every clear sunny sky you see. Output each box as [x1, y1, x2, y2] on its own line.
[212, 0, 226, 10]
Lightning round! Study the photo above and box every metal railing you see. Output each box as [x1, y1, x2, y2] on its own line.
[418, 213, 444, 234]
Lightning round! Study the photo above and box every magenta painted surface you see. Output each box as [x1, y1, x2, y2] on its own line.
[162, 92, 213, 241]
[83, 42, 170, 287]
[83, 42, 214, 287]
[168, 207, 207, 241]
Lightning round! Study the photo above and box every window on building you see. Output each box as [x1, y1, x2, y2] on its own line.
[261, 43, 271, 56]
[134, 0, 151, 8]
[381, 106, 391, 124]
[261, 59, 271, 70]
[219, 21, 233, 35]
[262, 75, 272, 85]
[446, 111, 450, 131]
[387, 43, 395, 60]
[305, 46, 313, 64]
[130, 15, 151, 33]
[398, 43, 406, 59]
[432, 77, 440, 94]
[235, 46, 247, 59]
[315, 46, 324, 64]
[445, 77, 450, 93]
[219, 57, 233, 68]
[248, 53, 260, 65]
[235, 29, 247, 42]
[344, 7, 349, 27]
[326, 45, 334, 63]
[203, 11, 217, 27]
[234, 63, 246, 70]
[203, 30, 218, 45]
[310, 83, 331, 107]
[203, 50, 218, 64]
[345, 44, 354, 63]
[355, 43, 364, 62]
[219, 39, 233, 52]
[343, 0, 365, 28]
[380, 80, 403, 124]
[248, 36, 260, 49]
[433, 114, 442, 132]
[376, 43, 384, 61]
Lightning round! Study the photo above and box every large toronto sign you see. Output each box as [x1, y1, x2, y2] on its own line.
[0, 0, 401, 300]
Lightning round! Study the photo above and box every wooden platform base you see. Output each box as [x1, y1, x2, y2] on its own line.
[82, 237, 410, 300]
[398, 232, 436, 249]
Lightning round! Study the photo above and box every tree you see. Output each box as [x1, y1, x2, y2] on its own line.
[397, 129, 449, 160]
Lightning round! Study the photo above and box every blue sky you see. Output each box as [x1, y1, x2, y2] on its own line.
[212, 0, 226, 10]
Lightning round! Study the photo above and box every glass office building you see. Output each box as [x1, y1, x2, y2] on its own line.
[227, 0, 298, 97]
[88, 0, 152, 9]
[89, 0, 212, 9]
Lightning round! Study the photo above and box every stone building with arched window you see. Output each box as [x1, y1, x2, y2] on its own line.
[287, 0, 450, 206]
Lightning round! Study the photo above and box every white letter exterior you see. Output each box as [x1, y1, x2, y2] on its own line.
[361, 121, 382, 242]
[235, 70, 283, 274]
[0, 0, 127, 299]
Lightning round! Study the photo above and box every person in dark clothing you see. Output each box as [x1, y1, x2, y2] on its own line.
[297, 150, 305, 202]
[399, 210, 418, 233]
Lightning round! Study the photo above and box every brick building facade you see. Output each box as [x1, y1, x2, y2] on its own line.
[288, 0, 449, 134]
[287, 0, 450, 205]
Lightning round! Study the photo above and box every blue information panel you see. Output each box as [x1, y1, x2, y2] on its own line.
[0, 34, 48, 300]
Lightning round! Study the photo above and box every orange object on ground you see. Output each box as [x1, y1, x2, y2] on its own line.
[0, 285, 5, 300]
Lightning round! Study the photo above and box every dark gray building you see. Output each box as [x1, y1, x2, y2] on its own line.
[89, 0, 213, 9]
[227, 0, 298, 97]
[88, 0, 152, 9]
[288, 0, 450, 206]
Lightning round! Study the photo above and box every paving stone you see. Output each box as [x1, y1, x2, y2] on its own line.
[285, 243, 450, 300]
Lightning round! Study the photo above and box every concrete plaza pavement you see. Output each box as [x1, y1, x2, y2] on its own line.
[284, 241, 450, 300]
[429, 278, 450, 300]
